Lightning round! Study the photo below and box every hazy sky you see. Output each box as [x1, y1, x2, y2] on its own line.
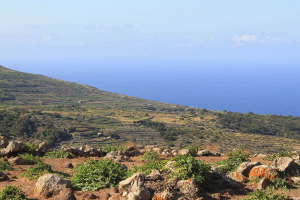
[1, 1, 300, 67]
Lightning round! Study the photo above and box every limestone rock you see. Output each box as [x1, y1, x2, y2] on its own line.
[177, 178, 199, 198]
[272, 157, 300, 177]
[291, 177, 300, 184]
[197, 150, 211, 156]
[178, 149, 190, 156]
[0, 172, 9, 181]
[165, 161, 176, 171]
[236, 162, 261, 177]
[37, 142, 47, 153]
[249, 165, 279, 180]
[228, 172, 247, 182]
[8, 156, 32, 165]
[1, 141, 23, 156]
[34, 173, 72, 198]
[105, 151, 131, 162]
[153, 189, 176, 200]
[119, 172, 150, 200]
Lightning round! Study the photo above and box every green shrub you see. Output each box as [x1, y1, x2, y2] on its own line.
[216, 149, 249, 173]
[245, 188, 289, 200]
[0, 160, 13, 172]
[22, 142, 38, 154]
[19, 153, 42, 164]
[169, 155, 212, 183]
[43, 150, 74, 158]
[20, 162, 53, 180]
[127, 161, 163, 177]
[72, 159, 127, 191]
[268, 178, 295, 191]
[187, 145, 200, 156]
[142, 151, 160, 163]
[102, 145, 118, 154]
[264, 151, 295, 161]
[0, 185, 27, 200]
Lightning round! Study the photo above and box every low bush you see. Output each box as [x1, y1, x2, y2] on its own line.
[102, 145, 118, 154]
[169, 155, 212, 183]
[268, 178, 295, 191]
[187, 145, 201, 156]
[245, 188, 289, 200]
[43, 150, 74, 158]
[0, 160, 13, 172]
[127, 161, 163, 177]
[20, 162, 53, 180]
[0, 185, 27, 200]
[22, 142, 38, 154]
[216, 149, 249, 174]
[19, 153, 42, 164]
[72, 159, 127, 191]
[142, 151, 160, 162]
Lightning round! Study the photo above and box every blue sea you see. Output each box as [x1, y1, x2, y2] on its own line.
[6, 61, 300, 117]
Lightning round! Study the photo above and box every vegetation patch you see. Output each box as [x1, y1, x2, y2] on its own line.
[216, 149, 249, 174]
[169, 155, 212, 183]
[20, 162, 53, 180]
[264, 151, 295, 161]
[0, 185, 27, 200]
[245, 188, 289, 200]
[19, 153, 42, 164]
[72, 159, 127, 191]
[0, 160, 13, 172]
[43, 150, 75, 158]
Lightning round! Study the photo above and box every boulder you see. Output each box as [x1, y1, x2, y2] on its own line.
[119, 172, 150, 200]
[178, 149, 190, 156]
[272, 157, 300, 177]
[0, 135, 8, 148]
[1, 141, 23, 156]
[152, 189, 176, 200]
[0, 172, 9, 181]
[105, 151, 131, 162]
[171, 150, 178, 157]
[65, 162, 74, 168]
[34, 173, 72, 198]
[228, 172, 247, 182]
[152, 147, 162, 154]
[58, 188, 76, 200]
[147, 169, 161, 180]
[197, 150, 211, 156]
[8, 156, 32, 165]
[291, 177, 300, 184]
[257, 178, 271, 190]
[37, 142, 47, 153]
[249, 165, 279, 180]
[177, 178, 199, 198]
[236, 162, 261, 177]
[162, 149, 171, 157]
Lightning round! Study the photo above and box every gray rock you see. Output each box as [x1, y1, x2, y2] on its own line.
[291, 177, 300, 184]
[8, 156, 32, 165]
[178, 149, 190, 156]
[272, 157, 300, 176]
[177, 178, 199, 198]
[257, 178, 271, 190]
[37, 142, 47, 153]
[197, 150, 211, 156]
[119, 172, 150, 200]
[34, 173, 72, 198]
[1, 141, 23, 156]
[236, 161, 261, 177]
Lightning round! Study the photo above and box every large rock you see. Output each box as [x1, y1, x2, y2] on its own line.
[162, 149, 171, 157]
[272, 157, 300, 177]
[257, 178, 271, 190]
[171, 150, 178, 157]
[0, 172, 9, 181]
[228, 171, 247, 182]
[0, 135, 8, 148]
[34, 173, 72, 199]
[178, 149, 190, 156]
[105, 151, 131, 162]
[236, 162, 261, 177]
[291, 177, 300, 184]
[1, 141, 23, 156]
[177, 178, 199, 198]
[249, 165, 279, 180]
[119, 172, 150, 200]
[37, 142, 47, 153]
[8, 156, 32, 165]
[197, 150, 211, 156]
[152, 189, 176, 200]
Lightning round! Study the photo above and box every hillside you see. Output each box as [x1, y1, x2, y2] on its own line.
[0, 65, 299, 153]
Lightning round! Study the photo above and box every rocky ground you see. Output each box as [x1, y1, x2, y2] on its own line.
[0, 138, 299, 200]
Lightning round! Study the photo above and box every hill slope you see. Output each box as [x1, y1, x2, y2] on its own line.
[0, 65, 187, 111]
[0, 65, 299, 153]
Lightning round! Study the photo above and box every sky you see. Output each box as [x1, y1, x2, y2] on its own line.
[1, 0, 300, 68]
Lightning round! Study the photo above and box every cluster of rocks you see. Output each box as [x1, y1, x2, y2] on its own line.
[228, 156, 300, 189]
[140, 145, 221, 158]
